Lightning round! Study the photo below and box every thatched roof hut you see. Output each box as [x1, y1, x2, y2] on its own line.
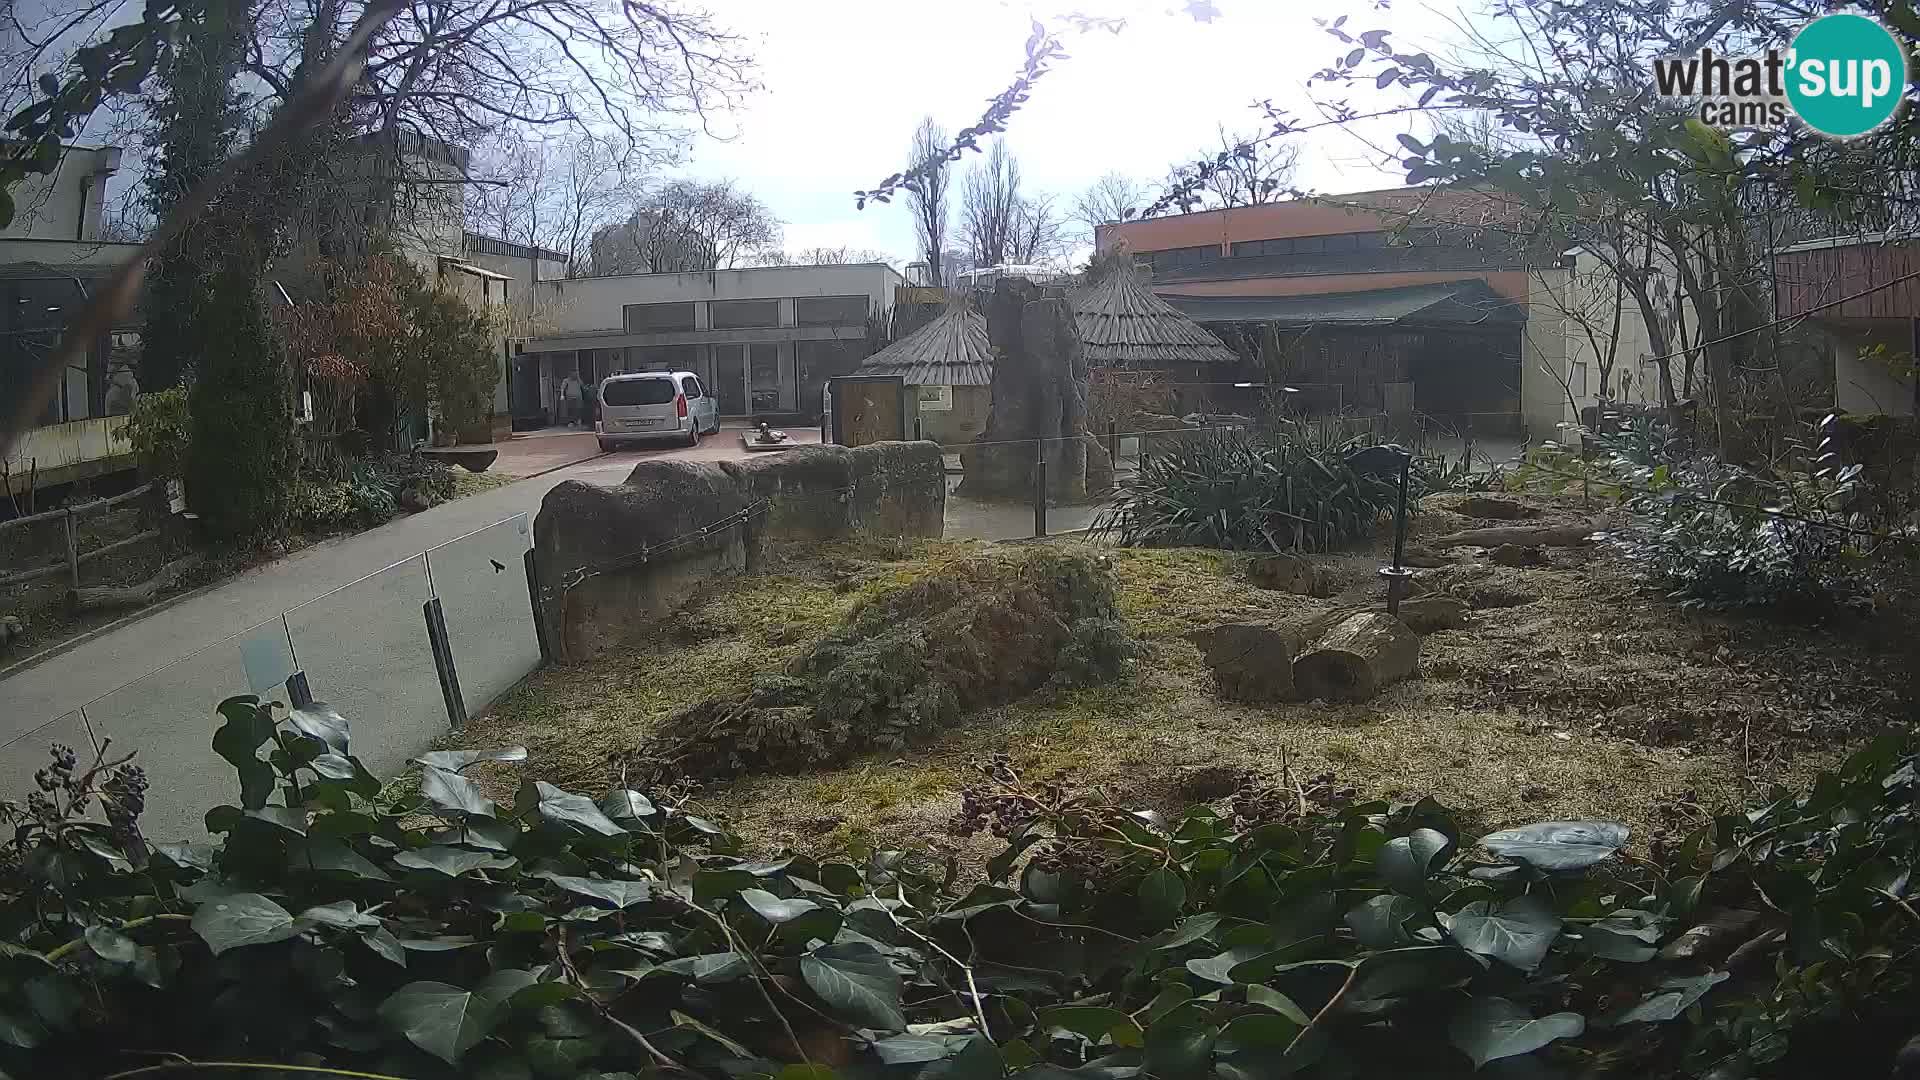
[1072, 261, 1239, 368]
[860, 301, 994, 385]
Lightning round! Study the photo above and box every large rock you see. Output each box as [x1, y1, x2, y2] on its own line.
[534, 442, 945, 660]
[1292, 612, 1420, 703]
[1247, 553, 1322, 596]
[960, 280, 1093, 502]
[1395, 596, 1468, 634]
[1188, 623, 1296, 702]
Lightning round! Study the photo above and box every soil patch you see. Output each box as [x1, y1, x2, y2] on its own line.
[449, 493, 1909, 867]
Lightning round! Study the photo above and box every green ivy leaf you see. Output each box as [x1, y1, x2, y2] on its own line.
[83, 927, 137, 964]
[1378, 828, 1453, 895]
[1220, 1011, 1301, 1049]
[671, 1009, 753, 1056]
[600, 789, 657, 821]
[295, 837, 392, 880]
[301, 901, 380, 930]
[414, 747, 528, 772]
[659, 952, 750, 983]
[191, 892, 301, 955]
[1345, 894, 1420, 949]
[1244, 984, 1311, 1026]
[1600, 971, 1729, 1026]
[379, 971, 536, 1065]
[801, 942, 907, 1031]
[1037, 1005, 1141, 1044]
[1445, 897, 1562, 972]
[1157, 912, 1223, 951]
[1143, 1016, 1216, 1080]
[211, 699, 276, 810]
[421, 767, 498, 818]
[286, 703, 350, 754]
[1139, 867, 1187, 924]
[1477, 821, 1627, 872]
[924, 1034, 1003, 1080]
[872, 1033, 975, 1064]
[537, 873, 650, 909]
[535, 781, 626, 835]
[1447, 996, 1584, 1069]
[392, 846, 517, 877]
[740, 888, 822, 924]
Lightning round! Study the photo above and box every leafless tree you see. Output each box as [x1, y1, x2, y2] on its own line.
[790, 246, 895, 265]
[905, 116, 951, 286]
[588, 177, 781, 273]
[961, 140, 1022, 267]
[1071, 171, 1147, 245]
[1201, 126, 1298, 207]
[1010, 192, 1069, 266]
[467, 132, 640, 276]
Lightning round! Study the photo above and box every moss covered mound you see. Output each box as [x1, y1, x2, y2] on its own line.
[626, 546, 1143, 781]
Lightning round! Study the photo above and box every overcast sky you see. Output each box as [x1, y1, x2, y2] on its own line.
[672, 0, 1464, 263]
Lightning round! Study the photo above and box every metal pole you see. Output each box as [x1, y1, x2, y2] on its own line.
[63, 509, 78, 588]
[914, 415, 924, 441]
[1032, 437, 1048, 538]
[1106, 420, 1118, 468]
[422, 597, 467, 728]
[1383, 454, 1413, 615]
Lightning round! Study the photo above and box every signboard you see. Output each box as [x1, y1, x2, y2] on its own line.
[915, 385, 954, 412]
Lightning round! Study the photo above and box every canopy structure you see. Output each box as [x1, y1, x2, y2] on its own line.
[859, 301, 994, 385]
[1162, 279, 1524, 328]
[1071, 262, 1239, 368]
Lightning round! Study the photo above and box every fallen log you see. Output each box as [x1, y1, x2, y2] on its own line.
[66, 554, 202, 612]
[1292, 611, 1420, 703]
[1429, 520, 1606, 550]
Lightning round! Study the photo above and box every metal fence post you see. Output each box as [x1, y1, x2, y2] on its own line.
[422, 597, 467, 728]
[285, 670, 314, 709]
[63, 509, 78, 588]
[913, 416, 924, 441]
[524, 548, 553, 664]
[1032, 437, 1048, 538]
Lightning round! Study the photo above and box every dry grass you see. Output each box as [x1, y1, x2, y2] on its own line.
[450, 494, 1910, 865]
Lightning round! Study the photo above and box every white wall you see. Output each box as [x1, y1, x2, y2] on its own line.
[1832, 319, 1916, 416]
[534, 264, 903, 334]
[0, 146, 120, 241]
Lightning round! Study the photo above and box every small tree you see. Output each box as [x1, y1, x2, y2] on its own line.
[906, 116, 952, 283]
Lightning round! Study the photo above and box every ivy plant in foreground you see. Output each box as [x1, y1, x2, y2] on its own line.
[0, 698, 1913, 1078]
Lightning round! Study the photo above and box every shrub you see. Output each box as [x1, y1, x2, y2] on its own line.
[1094, 425, 1424, 551]
[119, 386, 191, 480]
[287, 478, 356, 532]
[1590, 415, 1874, 611]
[1, 699, 1915, 1078]
[184, 261, 296, 544]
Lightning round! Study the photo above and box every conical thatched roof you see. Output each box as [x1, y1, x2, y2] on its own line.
[860, 301, 994, 385]
[1072, 262, 1239, 367]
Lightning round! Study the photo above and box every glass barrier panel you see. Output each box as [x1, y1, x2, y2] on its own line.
[426, 515, 541, 715]
[78, 617, 292, 841]
[285, 555, 439, 782]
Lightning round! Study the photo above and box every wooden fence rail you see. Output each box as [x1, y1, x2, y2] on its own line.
[0, 483, 159, 590]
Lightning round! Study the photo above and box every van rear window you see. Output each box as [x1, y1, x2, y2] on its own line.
[601, 378, 677, 406]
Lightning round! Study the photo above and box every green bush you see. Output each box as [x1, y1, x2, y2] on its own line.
[287, 478, 356, 532]
[184, 261, 295, 544]
[119, 386, 191, 479]
[1094, 426, 1426, 551]
[1, 698, 1914, 1078]
[1589, 416, 1873, 611]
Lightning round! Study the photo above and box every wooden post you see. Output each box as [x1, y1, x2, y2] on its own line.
[63, 509, 78, 589]
[1107, 420, 1118, 467]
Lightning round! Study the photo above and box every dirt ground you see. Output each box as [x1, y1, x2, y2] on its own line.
[450, 492, 1911, 865]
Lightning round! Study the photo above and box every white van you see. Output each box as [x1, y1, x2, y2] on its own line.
[598, 371, 721, 450]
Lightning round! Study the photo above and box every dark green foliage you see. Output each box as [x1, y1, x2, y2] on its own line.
[290, 452, 457, 533]
[634, 547, 1142, 780]
[2, 701, 1915, 1078]
[183, 260, 295, 544]
[1094, 426, 1428, 552]
[1588, 416, 1875, 611]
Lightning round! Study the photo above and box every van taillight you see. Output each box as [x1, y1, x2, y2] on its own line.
[675, 394, 688, 418]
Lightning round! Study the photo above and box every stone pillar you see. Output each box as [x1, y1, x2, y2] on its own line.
[958, 280, 1094, 502]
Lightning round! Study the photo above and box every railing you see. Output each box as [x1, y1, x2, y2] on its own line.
[0, 481, 160, 589]
[2, 512, 547, 841]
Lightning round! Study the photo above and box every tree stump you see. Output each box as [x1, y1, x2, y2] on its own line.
[1292, 612, 1420, 702]
[958, 280, 1094, 502]
[1395, 596, 1468, 634]
[1188, 623, 1296, 702]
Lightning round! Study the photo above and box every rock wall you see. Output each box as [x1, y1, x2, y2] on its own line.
[533, 441, 945, 660]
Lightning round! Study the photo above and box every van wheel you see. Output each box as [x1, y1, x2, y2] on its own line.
[683, 426, 699, 448]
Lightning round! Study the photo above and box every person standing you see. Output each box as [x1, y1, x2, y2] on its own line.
[558, 370, 582, 427]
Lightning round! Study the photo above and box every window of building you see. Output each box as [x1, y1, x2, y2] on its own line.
[1324, 232, 1359, 253]
[625, 302, 696, 332]
[711, 298, 781, 329]
[794, 295, 869, 327]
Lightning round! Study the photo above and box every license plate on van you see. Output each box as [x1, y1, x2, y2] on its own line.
[618, 418, 660, 429]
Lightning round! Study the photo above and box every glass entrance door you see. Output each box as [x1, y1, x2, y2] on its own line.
[748, 344, 784, 413]
[714, 345, 747, 414]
